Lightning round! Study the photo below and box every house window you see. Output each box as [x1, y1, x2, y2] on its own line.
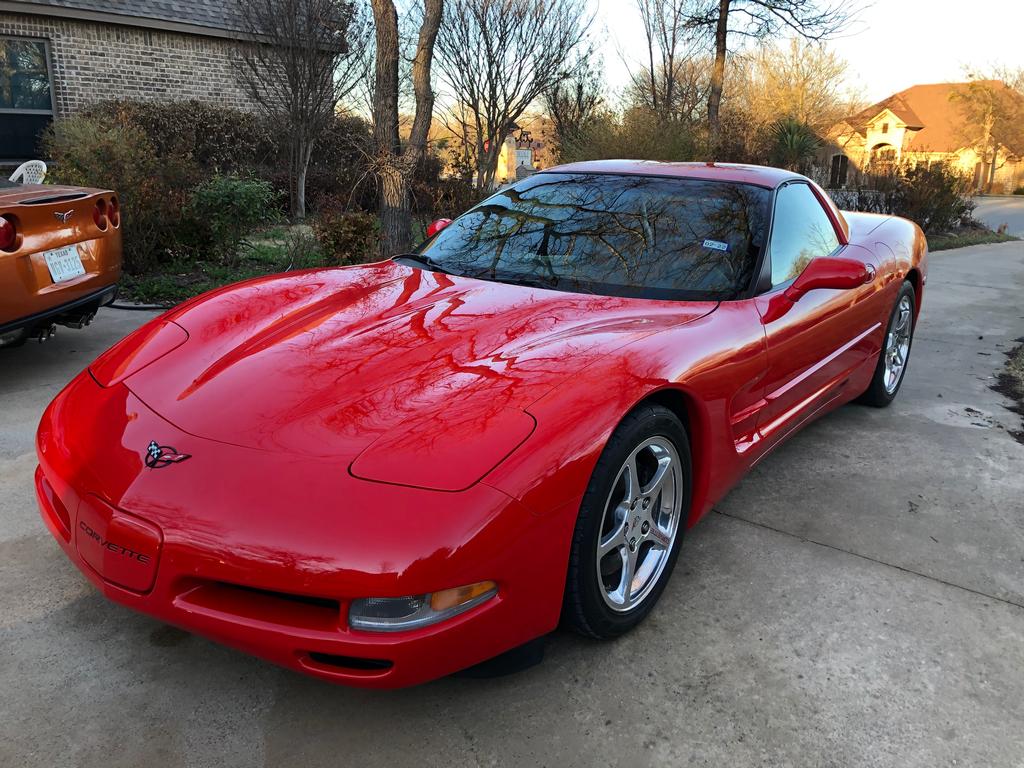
[881, 122, 889, 134]
[0, 38, 55, 162]
[829, 154, 849, 188]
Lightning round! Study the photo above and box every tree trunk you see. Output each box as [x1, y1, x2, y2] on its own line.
[378, 160, 410, 256]
[370, 0, 442, 258]
[372, 0, 404, 256]
[987, 136, 999, 194]
[706, 0, 730, 155]
[296, 164, 307, 222]
[291, 136, 313, 222]
[477, 144, 500, 191]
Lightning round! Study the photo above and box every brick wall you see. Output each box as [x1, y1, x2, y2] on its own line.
[0, 11, 257, 117]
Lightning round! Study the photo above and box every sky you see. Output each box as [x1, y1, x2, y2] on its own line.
[592, 0, 1024, 104]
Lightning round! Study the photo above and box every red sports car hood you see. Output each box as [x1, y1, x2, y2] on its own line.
[124, 261, 715, 460]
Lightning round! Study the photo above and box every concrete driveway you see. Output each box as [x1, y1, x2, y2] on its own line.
[974, 195, 1024, 236]
[2, 241, 1023, 767]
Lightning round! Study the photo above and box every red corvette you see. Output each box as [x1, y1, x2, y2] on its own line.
[36, 161, 926, 688]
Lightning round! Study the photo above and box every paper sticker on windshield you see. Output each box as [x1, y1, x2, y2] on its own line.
[703, 239, 730, 252]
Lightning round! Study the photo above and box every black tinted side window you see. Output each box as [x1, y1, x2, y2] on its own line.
[769, 183, 841, 286]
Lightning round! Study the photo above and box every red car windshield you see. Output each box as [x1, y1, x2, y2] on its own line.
[417, 173, 771, 300]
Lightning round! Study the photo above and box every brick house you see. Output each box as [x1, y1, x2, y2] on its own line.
[0, 0, 254, 164]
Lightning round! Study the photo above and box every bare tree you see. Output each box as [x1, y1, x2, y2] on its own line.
[542, 54, 605, 161]
[237, 0, 371, 220]
[997, 66, 1024, 95]
[629, 0, 707, 122]
[625, 56, 711, 126]
[370, 0, 444, 257]
[435, 0, 592, 191]
[683, 0, 856, 151]
[951, 74, 1024, 193]
[437, 101, 481, 179]
[730, 39, 850, 132]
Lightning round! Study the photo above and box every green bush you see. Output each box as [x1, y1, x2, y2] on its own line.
[1014, 186, 1024, 195]
[81, 100, 277, 174]
[830, 164, 974, 234]
[42, 115, 193, 272]
[43, 101, 385, 276]
[186, 176, 281, 261]
[767, 118, 820, 173]
[896, 164, 974, 233]
[312, 210, 379, 266]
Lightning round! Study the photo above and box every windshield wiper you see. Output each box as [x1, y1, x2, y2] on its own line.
[470, 272, 577, 292]
[392, 253, 452, 274]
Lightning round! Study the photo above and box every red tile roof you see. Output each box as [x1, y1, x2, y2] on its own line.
[846, 81, 1020, 153]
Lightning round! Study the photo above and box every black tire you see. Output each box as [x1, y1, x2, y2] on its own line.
[563, 403, 692, 639]
[857, 280, 916, 408]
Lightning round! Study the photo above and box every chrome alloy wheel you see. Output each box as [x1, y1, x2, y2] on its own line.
[596, 436, 683, 613]
[884, 294, 914, 394]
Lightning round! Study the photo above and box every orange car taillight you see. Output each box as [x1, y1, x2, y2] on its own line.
[0, 215, 16, 250]
[108, 196, 120, 228]
[93, 199, 108, 231]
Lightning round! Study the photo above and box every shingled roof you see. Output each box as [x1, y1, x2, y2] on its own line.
[844, 81, 1020, 154]
[5, 0, 246, 36]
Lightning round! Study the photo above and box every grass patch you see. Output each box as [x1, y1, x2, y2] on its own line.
[121, 226, 330, 305]
[928, 228, 1018, 251]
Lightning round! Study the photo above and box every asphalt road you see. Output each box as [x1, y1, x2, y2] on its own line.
[974, 195, 1024, 236]
[2, 241, 1023, 767]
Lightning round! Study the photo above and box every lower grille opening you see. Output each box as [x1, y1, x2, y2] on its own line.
[222, 583, 340, 610]
[307, 652, 393, 672]
[174, 580, 342, 632]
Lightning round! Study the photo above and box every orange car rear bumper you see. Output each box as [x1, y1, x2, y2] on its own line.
[0, 185, 123, 336]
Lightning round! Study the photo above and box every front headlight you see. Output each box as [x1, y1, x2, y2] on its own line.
[348, 580, 497, 632]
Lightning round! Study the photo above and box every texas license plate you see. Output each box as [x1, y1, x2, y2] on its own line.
[43, 245, 86, 284]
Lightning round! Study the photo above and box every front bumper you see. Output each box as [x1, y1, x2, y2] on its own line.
[36, 372, 570, 688]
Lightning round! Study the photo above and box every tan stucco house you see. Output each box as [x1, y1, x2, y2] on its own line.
[823, 81, 1024, 193]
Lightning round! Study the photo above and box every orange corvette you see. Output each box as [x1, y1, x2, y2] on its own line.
[0, 181, 122, 348]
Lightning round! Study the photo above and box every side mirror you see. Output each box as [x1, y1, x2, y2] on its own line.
[426, 218, 453, 238]
[783, 256, 874, 304]
[762, 256, 875, 324]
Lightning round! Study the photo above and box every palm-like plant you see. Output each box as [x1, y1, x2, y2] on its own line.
[768, 117, 821, 172]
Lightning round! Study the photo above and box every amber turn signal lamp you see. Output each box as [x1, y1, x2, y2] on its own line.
[430, 580, 498, 611]
[349, 580, 498, 632]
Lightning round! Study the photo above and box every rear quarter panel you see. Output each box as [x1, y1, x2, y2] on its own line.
[845, 211, 928, 316]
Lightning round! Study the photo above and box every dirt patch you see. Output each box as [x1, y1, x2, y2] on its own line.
[992, 337, 1024, 444]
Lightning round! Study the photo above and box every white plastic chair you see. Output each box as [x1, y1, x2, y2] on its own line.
[9, 160, 47, 185]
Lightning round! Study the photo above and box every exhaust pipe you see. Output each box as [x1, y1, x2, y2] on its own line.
[35, 324, 57, 343]
[59, 312, 95, 330]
